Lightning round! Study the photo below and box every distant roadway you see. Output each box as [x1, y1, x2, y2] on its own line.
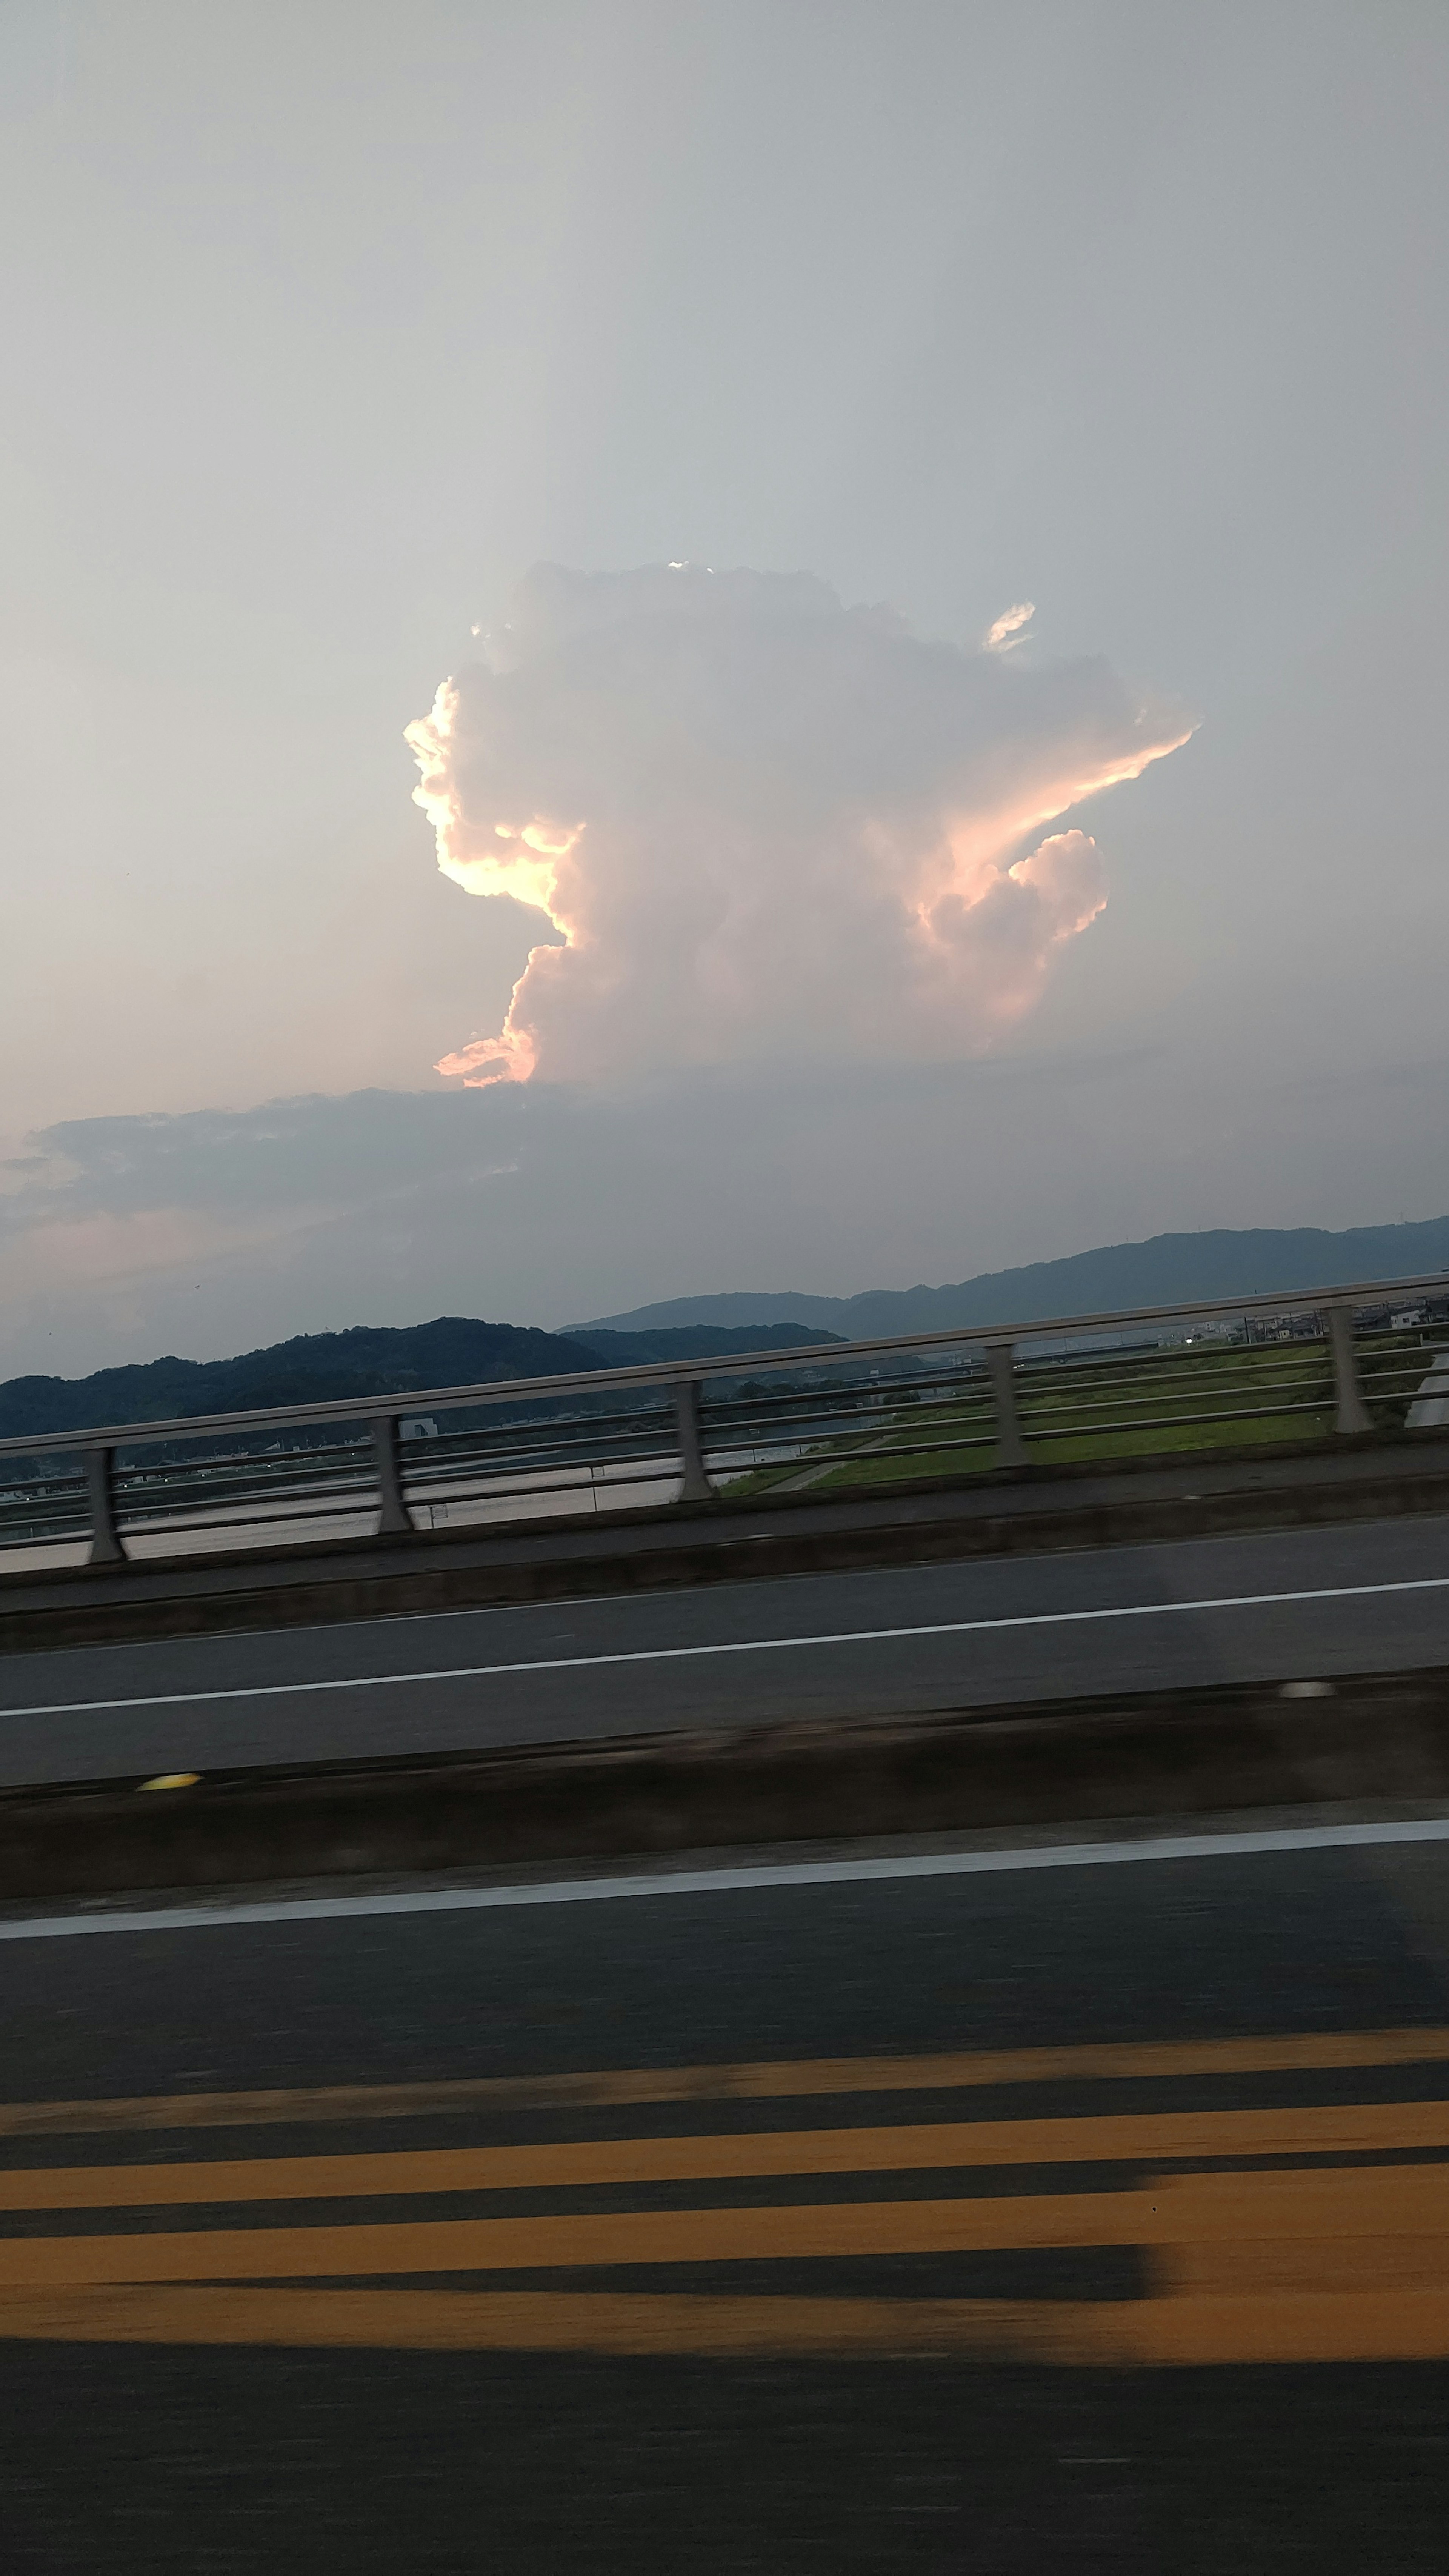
[1, 1513, 1447, 1789]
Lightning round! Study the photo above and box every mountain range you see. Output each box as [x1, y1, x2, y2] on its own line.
[0, 1318, 845, 1444]
[5, 1215, 1447, 1443]
[572, 1215, 1449, 1338]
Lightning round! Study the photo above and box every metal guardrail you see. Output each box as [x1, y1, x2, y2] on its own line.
[2, 1270, 1447, 1571]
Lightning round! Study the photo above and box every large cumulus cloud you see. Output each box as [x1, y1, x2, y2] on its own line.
[406, 565, 1192, 1084]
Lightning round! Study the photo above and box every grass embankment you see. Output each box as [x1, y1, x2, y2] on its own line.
[724, 1337, 1417, 1498]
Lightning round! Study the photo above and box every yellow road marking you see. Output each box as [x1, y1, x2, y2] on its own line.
[3, 2159, 1448, 2358]
[1165, 2238, 1449, 2295]
[1150, 2167, 1449, 2295]
[6, 2098, 1449, 2209]
[2, 2027, 1446, 2136]
[0, 2190, 1143, 2286]
[1153, 2160, 1449, 2239]
[3, 2282, 1449, 2363]
[6, 2162, 1449, 2288]
[0, 2287, 1132, 2358]
[1131, 2291, 1449, 2367]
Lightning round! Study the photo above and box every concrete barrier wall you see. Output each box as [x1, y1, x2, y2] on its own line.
[3, 1667, 1447, 1906]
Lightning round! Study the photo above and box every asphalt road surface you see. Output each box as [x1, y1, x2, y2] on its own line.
[2, 1512, 1448, 1788]
[5, 1820, 1449, 2568]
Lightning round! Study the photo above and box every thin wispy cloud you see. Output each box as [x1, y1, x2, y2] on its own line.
[985, 601, 1036, 652]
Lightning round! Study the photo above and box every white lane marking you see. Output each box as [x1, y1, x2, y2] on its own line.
[30, 1512, 1413, 1659]
[5, 1815, 1449, 1942]
[2, 1572, 1449, 1722]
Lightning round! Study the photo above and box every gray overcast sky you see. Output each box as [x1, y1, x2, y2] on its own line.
[1, 0, 1446, 1374]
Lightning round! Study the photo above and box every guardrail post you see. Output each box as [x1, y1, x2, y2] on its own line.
[372, 1414, 413, 1535]
[987, 1341, 1029, 1469]
[674, 1378, 714, 1503]
[1325, 1303, 1373, 1436]
[84, 1445, 126, 1566]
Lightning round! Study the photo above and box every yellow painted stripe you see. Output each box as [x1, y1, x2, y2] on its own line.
[0, 2190, 1143, 2287]
[6, 2162, 1446, 2292]
[7, 2098, 1449, 2210]
[1155, 2160, 1449, 2240]
[3, 2283, 1449, 2364]
[1132, 2290, 1449, 2367]
[2, 2028, 1447, 2137]
[0, 2286, 1126, 2359]
[1164, 2238, 1449, 2295]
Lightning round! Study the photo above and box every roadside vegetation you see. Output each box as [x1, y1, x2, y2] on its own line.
[722, 1331, 1438, 1498]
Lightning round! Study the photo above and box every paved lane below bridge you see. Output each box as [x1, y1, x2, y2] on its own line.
[0, 1512, 1447, 1787]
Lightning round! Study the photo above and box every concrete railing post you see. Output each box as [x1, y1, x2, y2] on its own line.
[987, 1341, 1029, 1470]
[84, 1445, 126, 1566]
[674, 1378, 714, 1503]
[372, 1413, 413, 1535]
[1325, 1303, 1374, 1437]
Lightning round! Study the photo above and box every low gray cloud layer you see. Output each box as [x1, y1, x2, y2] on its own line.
[4, 1047, 1447, 1382]
[9, 1090, 530, 1221]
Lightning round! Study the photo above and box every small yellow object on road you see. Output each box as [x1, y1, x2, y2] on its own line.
[135, 1774, 203, 1793]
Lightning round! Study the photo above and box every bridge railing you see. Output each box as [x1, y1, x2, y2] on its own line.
[2, 1272, 1447, 1571]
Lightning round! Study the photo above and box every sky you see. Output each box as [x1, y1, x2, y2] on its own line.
[1, 0, 1446, 1377]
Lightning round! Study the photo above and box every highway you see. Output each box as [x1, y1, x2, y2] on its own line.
[3, 1820, 1449, 2568]
[1, 1512, 1448, 1789]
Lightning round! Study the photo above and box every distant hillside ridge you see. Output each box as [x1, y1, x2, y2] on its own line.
[577, 1324, 844, 1367]
[571, 1215, 1449, 1340]
[0, 1316, 609, 1444]
[0, 1315, 848, 1446]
